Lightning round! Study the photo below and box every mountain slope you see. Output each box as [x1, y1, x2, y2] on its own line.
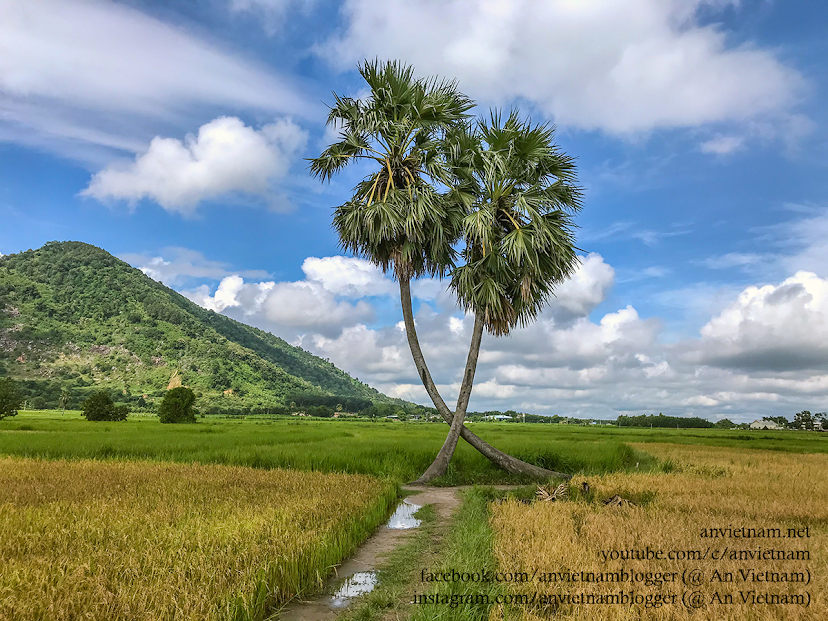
[0, 241, 390, 412]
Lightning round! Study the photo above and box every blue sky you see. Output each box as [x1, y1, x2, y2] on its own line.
[3, 0, 828, 421]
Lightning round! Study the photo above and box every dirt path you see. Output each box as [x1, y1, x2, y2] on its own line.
[277, 485, 489, 621]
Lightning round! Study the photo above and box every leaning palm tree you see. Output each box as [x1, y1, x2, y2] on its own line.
[415, 112, 583, 482]
[310, 60, 567, 482]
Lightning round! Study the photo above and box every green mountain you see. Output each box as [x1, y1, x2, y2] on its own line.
[0, 241, 392, 413]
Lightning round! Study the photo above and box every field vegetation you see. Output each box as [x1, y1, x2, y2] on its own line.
[0, 457, 397, 621]
[490, 444, 828, 620]
[0, 410, 697, 485]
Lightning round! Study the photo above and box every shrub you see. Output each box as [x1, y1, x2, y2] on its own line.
[0, 378, 22, 419]
[82, 391, 127, 421]
[158, 387, 197, 424]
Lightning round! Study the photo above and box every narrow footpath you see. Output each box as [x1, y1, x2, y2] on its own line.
[277, 485, 467, 621]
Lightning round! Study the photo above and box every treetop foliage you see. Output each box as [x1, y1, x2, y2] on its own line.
[158, 387, 197, 424]
[82, 390, 127, 422]
[0, 377, 22, 419]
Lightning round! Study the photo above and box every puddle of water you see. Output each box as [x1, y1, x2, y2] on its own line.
[328, 571, 378, 608]
[385, 499, 422, 529]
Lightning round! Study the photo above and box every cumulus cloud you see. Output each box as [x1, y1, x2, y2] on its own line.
[695, 271, 828, 372]
[178, 255, 400, 337]
[165, 249, 828, 421]
[296, 267, 828, 421]
[548, 253, 614, 320]
[185, 275, 373, 336]
[81, 117, 307, 214]
[0, 0, 309, 157]
[300, 256, 396, 297]
[320, 0, 803, 134]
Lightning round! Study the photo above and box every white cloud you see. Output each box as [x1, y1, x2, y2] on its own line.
[683, 395, 719, 407]
[260, 282, 373, 331]
[184, 275, 372, 336]
[702, 252, 766, 270]
[300, 256, 396, 297]
[321, 0, 803, 134]
[0, 0, 309, 156]
[172, 248, 828, 422]
[779, 210, 828, 278]
[185, 275, 248, 312]
[695, 271, 828, 372]
[122, 247, 270, 286]
[228, 0, 316, 33]
[81, 117, 307, 214]
[549, 253, 614, 320]
[700, 135, 744, 155]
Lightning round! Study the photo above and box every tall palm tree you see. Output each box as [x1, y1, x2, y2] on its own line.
[415, 112, 583, 482]
[311, 61, 568, 482]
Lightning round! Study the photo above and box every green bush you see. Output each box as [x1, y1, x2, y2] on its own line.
[0, 378, 22, 419]
[158, 387, 197, 424]
[82, 391, 128, 421]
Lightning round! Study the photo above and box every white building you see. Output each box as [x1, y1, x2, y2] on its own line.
[749, 420, 781, 430]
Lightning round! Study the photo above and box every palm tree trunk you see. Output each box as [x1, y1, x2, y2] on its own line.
[415, 310, 484, 483]
[399, 277, 569, 481]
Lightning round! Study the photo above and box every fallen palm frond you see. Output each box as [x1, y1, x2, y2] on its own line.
[535, 481, 569, 502]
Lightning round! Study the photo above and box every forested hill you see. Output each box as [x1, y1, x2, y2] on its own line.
[0, 241, 392, 412]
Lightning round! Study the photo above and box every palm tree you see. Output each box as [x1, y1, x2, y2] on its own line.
[311, 61, 568, 482]
[415, 112, 583, 482]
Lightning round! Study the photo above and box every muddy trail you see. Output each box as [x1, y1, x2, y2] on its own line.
[277, 485, 507, 621]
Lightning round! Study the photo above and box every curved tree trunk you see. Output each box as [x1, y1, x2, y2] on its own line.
[399, 277, 570, 481]
[416, 310, 484, 482]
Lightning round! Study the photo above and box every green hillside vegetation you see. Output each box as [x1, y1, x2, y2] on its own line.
[0, 241, 396, 413]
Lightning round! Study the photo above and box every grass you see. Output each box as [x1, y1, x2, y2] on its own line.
[490, 444, 828, 620]
[5, 410, 826, 485]
[334, 503, 438, 621]
[0, 457, 398, 621]
[409, 487, 515, 621]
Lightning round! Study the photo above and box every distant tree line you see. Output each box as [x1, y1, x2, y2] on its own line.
[285, 392, 374, 413]
[616, 414, 715, 428]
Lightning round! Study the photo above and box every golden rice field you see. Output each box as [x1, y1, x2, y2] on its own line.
[490, 444, 827, 621]
[0, 457, 397, 621]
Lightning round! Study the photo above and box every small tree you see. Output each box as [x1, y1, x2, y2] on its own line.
[0, 378, 23, 420]
[158, 387, 197, 424]
[82, 391, 127, 421]
[794, 410, 815, 430]
[59, 390, 70, 416]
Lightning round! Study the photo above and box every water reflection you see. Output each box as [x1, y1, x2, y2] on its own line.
[385, 499, 422, 529]
[329, 571, 378, 608]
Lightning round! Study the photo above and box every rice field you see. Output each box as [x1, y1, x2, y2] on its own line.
[5, 410, 826, 486]
[0, 457, 397, 621]
[490, 444, 828, 620]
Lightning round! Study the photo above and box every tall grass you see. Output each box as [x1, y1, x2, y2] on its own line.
[490, 444, 828, 620]
[0, 457, 397, 621]
[409, 488, 510, 621]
